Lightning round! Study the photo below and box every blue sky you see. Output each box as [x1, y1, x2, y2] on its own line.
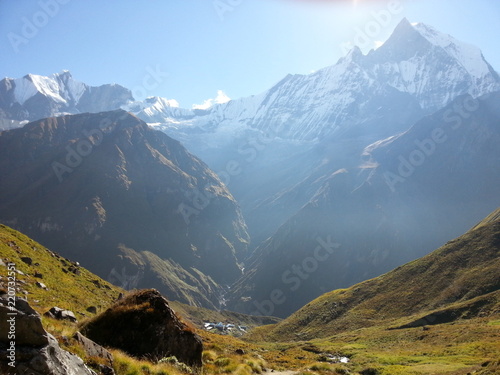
[1, 0, 499, 108]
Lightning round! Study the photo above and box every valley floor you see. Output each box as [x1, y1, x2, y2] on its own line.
[196, 314, 500, 375]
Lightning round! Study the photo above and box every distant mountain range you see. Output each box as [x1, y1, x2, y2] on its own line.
[1, 18, 499, 316]
[3, 19, 499, 141]
[0, 70, 133, 127]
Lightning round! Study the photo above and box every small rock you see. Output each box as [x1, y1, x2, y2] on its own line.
[7, 241, 18, 249]
[21, 257, 33, 265]
[99, 365, 116, 375]
[36, 281, 47, 289]
[73, 331, 113, 367]
[0, 259, 5, 267]
[86, 306, 97, 314]
[45, 307, 78, 323]
[34, 272, 43, 278]
[235, 349, 245, 355]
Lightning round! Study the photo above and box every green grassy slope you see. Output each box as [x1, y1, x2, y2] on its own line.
[0, 223, 122, 316]
[257, 208, 500, 341]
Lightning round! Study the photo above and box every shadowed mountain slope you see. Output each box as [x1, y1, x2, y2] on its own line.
[258, 207, 500, 341]
[0, 110, 249, 308]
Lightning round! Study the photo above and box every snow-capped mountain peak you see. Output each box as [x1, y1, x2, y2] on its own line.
[0, 71, 134, 123]
[365, 18, 500, 110]
[412, 21, 492, 78]
[12, 71, 86, 106]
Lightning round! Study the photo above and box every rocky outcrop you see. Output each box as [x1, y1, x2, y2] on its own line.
[81, 289, 203, 368]
[44, 306, 78, 323]
[73, 332, 114, 370]
[0, 296, 96, 375]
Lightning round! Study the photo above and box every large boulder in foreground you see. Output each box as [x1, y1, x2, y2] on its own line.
[80, 289, 203, 368]
[0, 296, 96, 375]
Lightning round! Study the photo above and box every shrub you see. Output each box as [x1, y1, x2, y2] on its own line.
[234, 364, 253, 375]
[202, 350, 217, 363]
[214, 357, 232, 367]
[246, 360, 263, 374]
[360, 369, 380, 375]
[158, 356, 193, 374]
[159, 356, 179, 365]
[309, 362, 333, 372]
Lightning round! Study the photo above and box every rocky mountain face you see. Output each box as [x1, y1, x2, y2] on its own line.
[0, 110, 249, 309]
[226, 91, 500, 317]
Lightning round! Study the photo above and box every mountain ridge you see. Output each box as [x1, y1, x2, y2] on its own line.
[251, 207, 500, 341]
[226, 90, 500, 317]
[2, 19, 499, 143]
[0, 110, 249, 309]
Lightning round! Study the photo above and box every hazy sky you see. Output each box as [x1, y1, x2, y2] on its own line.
[1, 0, 499, 108]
